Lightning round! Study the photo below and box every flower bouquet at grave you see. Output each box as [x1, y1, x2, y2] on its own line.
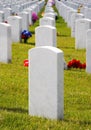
[32, 12, 38, 24]
[67, 59, 86, 69]
[21, 30, 32, 43]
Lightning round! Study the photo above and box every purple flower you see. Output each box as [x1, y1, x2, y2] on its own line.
[32, 12, 38, 23]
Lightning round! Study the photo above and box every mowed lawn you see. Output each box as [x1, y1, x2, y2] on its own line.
[0, 5, 91, 130]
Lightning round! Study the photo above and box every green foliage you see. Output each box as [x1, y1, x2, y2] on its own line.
[0, 5, 91, 130]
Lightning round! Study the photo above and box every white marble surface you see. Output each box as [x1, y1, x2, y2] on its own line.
[0, 23, 12, 63]
[7, 16, 22, 42]
[29, 46, 64, 119]
[44, 12, 55, 20]
[19, 11, 29, 31]
[0, 11, 4, 22]
[35, 25, 56, 47]
[86, 29, 91, 73]
[39, 17, 55, 27]
[71, 13, 84, 37]
[24, 8, 33, 25]
[4, 7, 12, 21]
[75, 18, 91, 49]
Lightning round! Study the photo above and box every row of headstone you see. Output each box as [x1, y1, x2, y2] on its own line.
[36, 2, 57, 47]
[29, 0, 64, 120]
[0, 0, 45, 22]
[7, 0, 45, 42]
[63, 0, 91, 8]
[0, 0, 45, 63]
[55, 0, 91, 73]
[0, 0, 39, 13]
[67, 0, 91, 73]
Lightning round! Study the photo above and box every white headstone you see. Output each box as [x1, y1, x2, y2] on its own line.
[14, 5, 21, 14]
[31, 5, 38, 14]
[0, 11, 4, 22]
[44, 12, 55, 19]
[4, 8, 12, 21]
[84, 7, 91, 19]
[86, 29, 91, 73]
[35, 25, 56, 47]
[67, 9, 76, 28]
[45, 7, 54, 13]
[58, 3, 64, 18]
[7, 16, 22, 42]
[25, 8, 33, 25]
[39, 17, 55, 27]
[75, 18, 91, 49]
[19, 11, 29, 31]
[0, 23, 12, 63]
[29, 46, 64, 120]
[71, 13, 84, 37]
[64, 7, 72, 23]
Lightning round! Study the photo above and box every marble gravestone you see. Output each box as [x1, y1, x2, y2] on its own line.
[45, 8, 54, 13]
[58, 3, 64, 18]
[7, 16, 22, 42]
[64, 7, 72, 23]
[19, 11, 29, 31]
[35, 25, 56, 47]
[0, 23, 12, 63]
[4, 8, 12, 21]
[86, 29, 91, 73]
[84, 7, 91, 19]
[75, 18, 91, 49]
[29, 46, 64, 120]
[31, 5, 38, 14]
[71, 13, 84, 37]
[39, 17, 55, 27]
[67, 10, 76, 28]
[0, 11, 4, 22]
[24, 8, 33, 25]
[44, 12, 55, 20]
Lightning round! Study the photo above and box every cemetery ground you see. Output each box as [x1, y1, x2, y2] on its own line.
[0, 6, 91, 130]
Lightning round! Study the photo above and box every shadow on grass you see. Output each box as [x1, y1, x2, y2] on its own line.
[57, 46, 74, 49]
[67, 68, 85, 72]
[64, 119, 91, 125]
[57, 32, 70, 37]
[60, 34, 71, 37]
[26, 42, 35, 46]
[30, 31, 35, 35]
[0, 106, 28, 114]
[20, 42, 35, 46]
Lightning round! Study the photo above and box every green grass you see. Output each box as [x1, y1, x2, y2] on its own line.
[0, 5, 91, 130]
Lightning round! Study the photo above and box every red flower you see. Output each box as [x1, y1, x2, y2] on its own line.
[67, 59, 86, 69]
[24, 59, 29, 67]
[67, 61, 73, 68]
